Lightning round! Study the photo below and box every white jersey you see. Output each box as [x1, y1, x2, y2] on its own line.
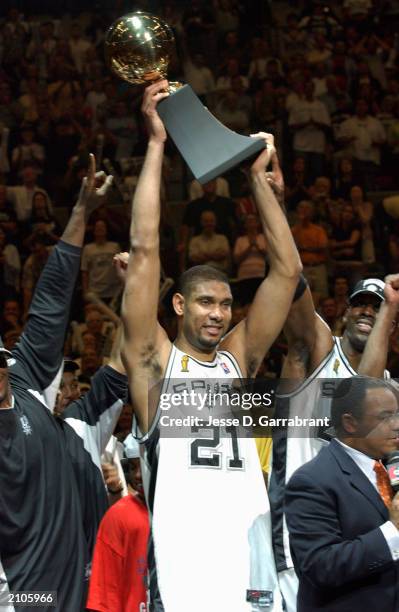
[138, 345, 283, 612]
[269, 336, 389, 573]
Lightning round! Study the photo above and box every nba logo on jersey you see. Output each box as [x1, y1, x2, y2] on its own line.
[221, 361, 230, 374]
[181, 355, 189, 372]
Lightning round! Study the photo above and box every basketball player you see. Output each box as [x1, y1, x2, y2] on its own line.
[266, 152, 399, 611]
[121, 80, 302, 611]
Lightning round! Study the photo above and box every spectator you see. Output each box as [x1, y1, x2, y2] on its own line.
[26, 20, 57, 80]
[72, 305, 116, 358]
[180, 178, 237, 261]
[333, 274, 350, 318]
[350, 185, 375, 263]
[106, 100, 138, 161]
[11, 124, 45, 173]
[0, 226, 20, 297]
[281, 13, 307, 60]
[230, 74, 253, 116]
[1, 298, 23, 333]
[188, 210, 231, 272]
[69, 23, 93, 75]
[85, 78, 107, 127]
[288, 80, 331, 181]
[291, 200, 329, 298]
[254, 79, 280, 133]
[6, 164, 52, 222]
[329, 203, 362, 265]
[21, 232, 51, 315]
[183, 53, 215, 100]
[306, 34, 332, 66]
[0, 184, 17, 237]
[0, 82, 23, 130]
[318, 296, 343, 335]
[216, 58, 249, 92]
[298, 4, 340, 38]
[81, 220, 121, 304]
[233, 214, 267, 280]
[285, 157, 311, 210]
[337, 98, 386, 188]
[189, 176, 230, 201]
[214, 89, 250, 133]
[333, 157, 362, 199]
[25, 191, 61, 246]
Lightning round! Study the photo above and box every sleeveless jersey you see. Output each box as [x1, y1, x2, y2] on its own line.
[138, 345, 283, 612]
[269, 336, 389, 572]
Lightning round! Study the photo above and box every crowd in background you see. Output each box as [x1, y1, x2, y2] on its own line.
[1, 0, 399, 388]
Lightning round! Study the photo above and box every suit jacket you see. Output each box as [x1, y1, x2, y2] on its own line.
[285, 439, 399, 612]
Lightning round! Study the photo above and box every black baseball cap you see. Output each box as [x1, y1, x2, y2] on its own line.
[349, 278, 385, 303]
[63, 360, 80, 373]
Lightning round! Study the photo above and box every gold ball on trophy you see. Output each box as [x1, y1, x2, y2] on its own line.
[104, 11, 175, 85]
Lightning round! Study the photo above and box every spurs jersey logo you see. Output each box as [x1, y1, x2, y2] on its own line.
[333, 359, 340, 374]
[20, 415, 32, 436]
[181, 355, 189, 372]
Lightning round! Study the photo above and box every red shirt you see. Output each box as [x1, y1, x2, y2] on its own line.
[87, 495, 149, 612]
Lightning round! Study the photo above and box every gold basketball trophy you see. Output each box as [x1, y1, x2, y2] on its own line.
[105, 12, 264, 184]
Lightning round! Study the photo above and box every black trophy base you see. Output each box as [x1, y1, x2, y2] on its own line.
[157, 84, 265, 184]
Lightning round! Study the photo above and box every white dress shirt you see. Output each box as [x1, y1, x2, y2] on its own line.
[337, 439, 399, 560]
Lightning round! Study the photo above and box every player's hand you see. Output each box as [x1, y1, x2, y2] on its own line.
[102, 462, 123, 493]
[389, 491, 399, 529]
[113, 251, 129, 284]
[249, 132, 276, 174]
[141, 80, 169, 144]
[265, 148, 285, 209]
[77, 153, 113, 216]
[384, 274, 399, 308]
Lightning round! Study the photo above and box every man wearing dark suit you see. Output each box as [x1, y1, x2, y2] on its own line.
[285, 376, 399, 612]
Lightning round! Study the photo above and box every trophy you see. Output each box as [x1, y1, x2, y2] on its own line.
[105, 12, 264, 184]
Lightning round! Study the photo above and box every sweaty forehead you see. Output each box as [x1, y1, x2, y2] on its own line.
[190, 280, 232, 301]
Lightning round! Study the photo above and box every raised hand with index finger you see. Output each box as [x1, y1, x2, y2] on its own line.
[77, 153, 114, 218]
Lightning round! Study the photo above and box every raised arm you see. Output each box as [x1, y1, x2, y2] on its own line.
[121, 82, 172, 434]
[10, 155, 113, 391]
[63, 327, 127, 456]
[221, 136, 302, 377]
[357, 275, 399, 377]
[282, 285, 334, 380]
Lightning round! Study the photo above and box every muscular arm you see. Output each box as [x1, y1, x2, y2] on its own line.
[222, 139, 302, 377]
[121, 82, 172, 434]
[282, 287, 333, 380]
[357, 275, 399, 377]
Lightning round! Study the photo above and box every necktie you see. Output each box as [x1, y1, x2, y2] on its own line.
[374, 461, 394, 507]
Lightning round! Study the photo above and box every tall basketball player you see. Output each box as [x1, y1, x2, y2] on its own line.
[266, 153, 399, 611]
[121, 80, 302, 611]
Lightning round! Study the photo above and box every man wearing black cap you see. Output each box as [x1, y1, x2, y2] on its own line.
[0, 156, 128, 612]
[269, 273, 399, 611]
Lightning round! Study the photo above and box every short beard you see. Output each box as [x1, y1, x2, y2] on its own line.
[347, 330, 367, 353]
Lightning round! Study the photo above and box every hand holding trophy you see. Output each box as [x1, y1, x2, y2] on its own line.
[105, 11, 265, 184]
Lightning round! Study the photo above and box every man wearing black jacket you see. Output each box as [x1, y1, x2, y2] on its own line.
[0, 156, 128, 611]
